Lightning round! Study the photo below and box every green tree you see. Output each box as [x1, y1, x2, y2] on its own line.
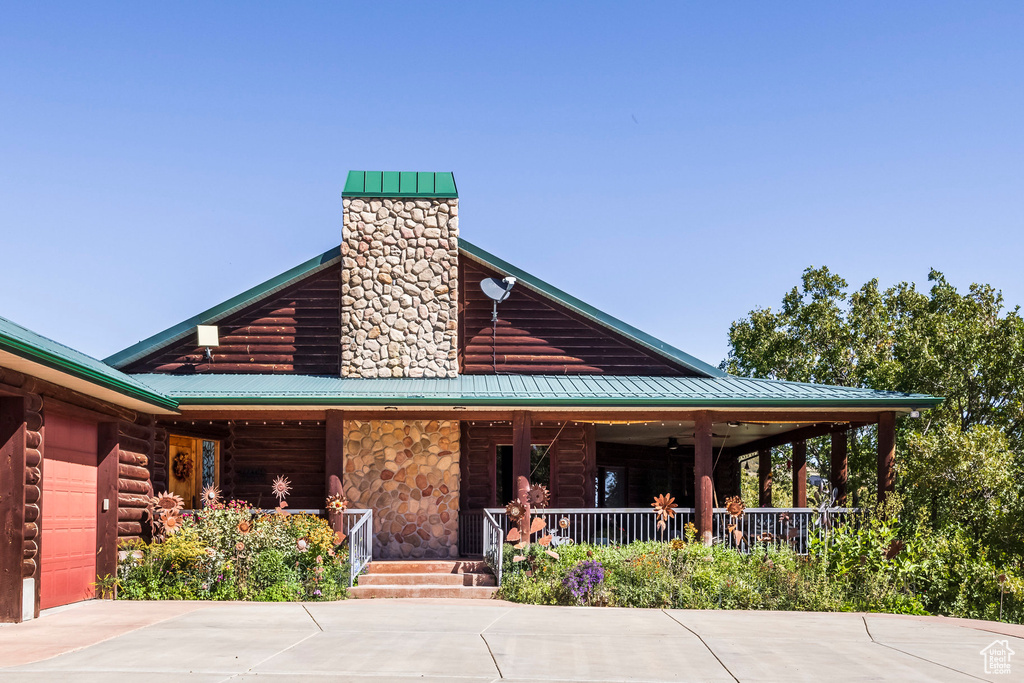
[722, 267, 1024, 563]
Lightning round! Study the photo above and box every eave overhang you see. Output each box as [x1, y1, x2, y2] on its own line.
[132, 373, 941, 413]
[0, 323, 178, 413]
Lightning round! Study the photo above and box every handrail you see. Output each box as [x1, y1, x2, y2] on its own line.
[482, 509, 504, 587]
[343, 508, 373, 587]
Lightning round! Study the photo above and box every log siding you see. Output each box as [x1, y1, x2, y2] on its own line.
[460, 421, 594, 509]
[459, 258, 693, 375]
[125, 265, 342, 375]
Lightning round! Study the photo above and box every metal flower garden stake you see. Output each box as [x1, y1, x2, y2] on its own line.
[506, 475, 559, 565]
[652, 493, 677, 541]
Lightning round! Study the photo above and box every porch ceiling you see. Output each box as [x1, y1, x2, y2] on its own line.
[594, 420, 817, 449]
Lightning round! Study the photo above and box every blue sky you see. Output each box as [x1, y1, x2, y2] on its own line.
[2, 3, 1022, 367]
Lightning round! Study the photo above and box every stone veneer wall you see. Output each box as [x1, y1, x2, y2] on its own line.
[344, 419, 460, 559]
[340, 197, 459, 378]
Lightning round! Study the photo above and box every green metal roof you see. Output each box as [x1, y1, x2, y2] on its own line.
[459, 239, 727, 378]
[132, 373, 940, 409]
[343, 171, 458, 198]
[104, 246, 341, 369]
[0, 316, 178, 411]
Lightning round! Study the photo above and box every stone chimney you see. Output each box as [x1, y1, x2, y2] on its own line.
[340, 171, 459, 378]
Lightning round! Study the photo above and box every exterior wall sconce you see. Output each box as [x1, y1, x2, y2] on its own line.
[196, 325, 219, 363]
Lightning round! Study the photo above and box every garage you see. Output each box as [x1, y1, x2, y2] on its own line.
[40, 413, 98, 610]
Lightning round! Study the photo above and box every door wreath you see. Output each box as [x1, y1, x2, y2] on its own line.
[173, 449, 194, 480]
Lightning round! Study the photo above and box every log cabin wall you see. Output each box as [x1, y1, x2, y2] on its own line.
[460, 421, 595, 509]
[459, 257, 695, 375]
[594, 442, 741, 508]
[124, 264, 342, 374]
[715, 453, 742, 502]
[117, 416, 157, 543]
[23, 395, 43, 618]
[151, 425, 169, 495]
[596, 442, 694, 508]
[223, 422, 326, 510]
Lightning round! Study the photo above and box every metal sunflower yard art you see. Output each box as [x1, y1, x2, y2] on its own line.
[725, 496, 746, 518]
[527, 482, 550, 509]
[505, 499, 526, 524]
[271, 475, 292, 502]
[159, 510, 182, 535]
[506, 475, 559, 564]
[271, 475, 292, 515]
[325, 493, 349, 516]
[147, 491, 186, 541]
[153, 490, 185, 512]
[200, 485, 221, 508]
[651, 493, 677, 536]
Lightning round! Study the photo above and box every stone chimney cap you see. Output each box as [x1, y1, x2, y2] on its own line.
[343, 171, 458, 199]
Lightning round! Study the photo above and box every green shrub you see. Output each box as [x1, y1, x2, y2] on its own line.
[495, 522, 1016, 620]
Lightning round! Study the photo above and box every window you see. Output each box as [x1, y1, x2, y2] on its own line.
[495, 444, 549, 505]
[599, 466, 626, 507]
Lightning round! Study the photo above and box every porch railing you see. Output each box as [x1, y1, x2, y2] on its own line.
[341, 508, 373, 586]
[481, 507, 699, 548]
[482, 508, 505, 586]
[479, 506, 859, 584]
[459, 510, 484, 556]
[714, 507, 859, 554]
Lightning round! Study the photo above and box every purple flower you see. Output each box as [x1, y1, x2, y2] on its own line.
[562, 560, 604, 601]
[313, 589, 322, 596]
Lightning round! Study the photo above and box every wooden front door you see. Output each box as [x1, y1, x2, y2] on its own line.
[41, 414, 98, 610]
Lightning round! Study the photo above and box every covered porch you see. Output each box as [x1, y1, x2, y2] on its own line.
[138, 371, 937, 563]
[153, 408, 909, 560]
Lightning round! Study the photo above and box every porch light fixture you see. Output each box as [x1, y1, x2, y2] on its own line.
[909, 409, 921, 419]
[667, 437, 680, 451]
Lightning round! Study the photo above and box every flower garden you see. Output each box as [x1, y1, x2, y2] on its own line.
[494, 480, 1024, 622]
[495, 503, 1024, 623]
[114, 479, 351, 601]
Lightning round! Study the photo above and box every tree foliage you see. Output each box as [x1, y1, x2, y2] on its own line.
[723, 267, 1024, 564]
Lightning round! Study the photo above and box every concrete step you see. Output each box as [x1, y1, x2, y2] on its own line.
[348, 585, 499, 600]
[363, 560, 489, 575]
[358, 572, 497, 587]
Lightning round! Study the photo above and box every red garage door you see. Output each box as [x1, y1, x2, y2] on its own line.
[41, 414, 98, 610]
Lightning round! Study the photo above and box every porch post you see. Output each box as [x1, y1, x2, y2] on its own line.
[325, 410, 345, 534]
[831, 429, 848, 506]
[792, 440, 807, 508]
[96, 423, 120, 592]
[512, 411, 532, 485]
[694, 412, 713, 545]
[877, 412, 896, 503]
[758, 448, 772, 507]
[0, 397, 27, 622]
[583, 423, 597, 508]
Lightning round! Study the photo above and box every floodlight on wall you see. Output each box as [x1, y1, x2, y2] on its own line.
[196, 325, 219, 363]
[480, 276, 517, 373]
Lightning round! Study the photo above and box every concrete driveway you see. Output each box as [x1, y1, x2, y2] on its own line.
[1, 600, 1022, 682]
